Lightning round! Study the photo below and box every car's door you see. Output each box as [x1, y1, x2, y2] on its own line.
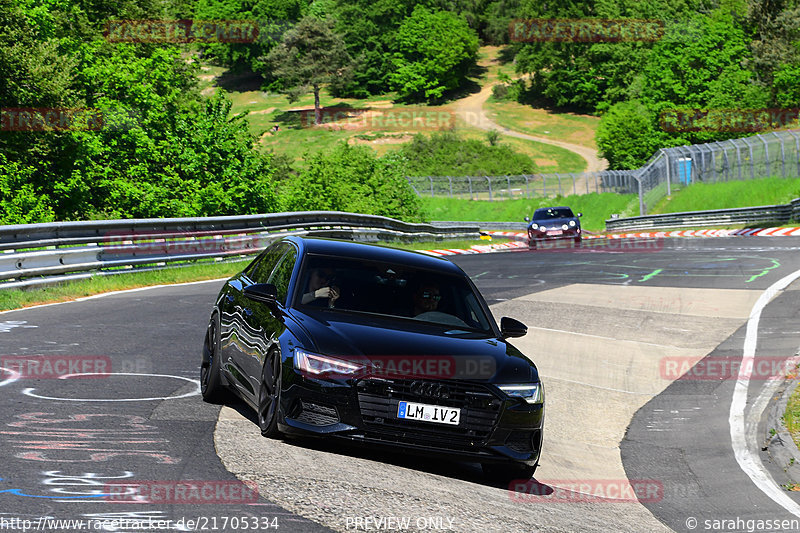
[220, 242, 288, 399]
[237, 243, 299, 402]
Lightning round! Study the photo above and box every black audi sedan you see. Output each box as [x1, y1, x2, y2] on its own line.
[525, 206, 582, 248]
[201, 236, 544, 480]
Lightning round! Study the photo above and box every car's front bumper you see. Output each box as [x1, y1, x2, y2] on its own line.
[278, 372, 544, 465]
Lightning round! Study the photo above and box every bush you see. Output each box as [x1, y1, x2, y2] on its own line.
[281, 143, 424, 221]
[398, 131, 536, 176]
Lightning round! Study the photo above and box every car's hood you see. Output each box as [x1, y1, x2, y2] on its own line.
[289, 308, 539, 383]
[530, 217, 578, 228]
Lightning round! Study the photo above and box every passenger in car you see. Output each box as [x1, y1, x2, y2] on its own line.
[412, 283, 441, 316]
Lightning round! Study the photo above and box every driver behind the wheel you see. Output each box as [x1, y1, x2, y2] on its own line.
[301, 267, 340, 306]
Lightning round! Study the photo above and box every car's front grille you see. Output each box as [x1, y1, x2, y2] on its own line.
[356, 379, 503, 450]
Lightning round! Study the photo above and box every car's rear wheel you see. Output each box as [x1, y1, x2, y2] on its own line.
[200, 314, 226, 403]
[258, 350, 283, 438]
[482, 462, 537, 483]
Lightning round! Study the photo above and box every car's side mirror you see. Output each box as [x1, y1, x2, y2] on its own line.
[500, 317, 527, 338]
[576, 212, 583, 217]
[524, 216, 530, 222]
[243, 283, 278, 304]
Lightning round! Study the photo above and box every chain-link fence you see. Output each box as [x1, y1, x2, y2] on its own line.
[407, 129, 800, 215]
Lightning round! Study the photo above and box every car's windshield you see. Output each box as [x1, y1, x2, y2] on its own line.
[533, 207, 575, 220]
[295, 254, 493, 334]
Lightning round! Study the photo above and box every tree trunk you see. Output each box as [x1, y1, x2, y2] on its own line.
[314, 85, 321, 126]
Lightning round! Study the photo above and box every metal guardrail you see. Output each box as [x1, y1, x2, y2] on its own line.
[431, 221, 527, 231]
[605, 198, 800, 231]
[0, 212, 480, 290]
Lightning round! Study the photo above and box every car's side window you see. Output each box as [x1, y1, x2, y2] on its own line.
[247, 243, 289, 284]
[268, 247, 298, 305]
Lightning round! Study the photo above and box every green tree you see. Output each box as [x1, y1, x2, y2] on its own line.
[389, 6, 479, 101]
[282, 143, 423, 221]
[259, 15, 352, 124]
[596, 100, 665, 170]
[398, 131, 536, 176]
[193, 0, 307, 73]
[0, 154, 56, 224]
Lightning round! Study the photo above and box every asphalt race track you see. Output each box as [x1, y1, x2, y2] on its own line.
[2, 236, 800, 532]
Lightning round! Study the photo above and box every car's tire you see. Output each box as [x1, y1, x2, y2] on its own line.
[482, 462, 537, 483]
[200, 313, 226, 403]
[573, 237, 581, 247]
[258, 350, 283, 439]
[528, 238, 537, 250]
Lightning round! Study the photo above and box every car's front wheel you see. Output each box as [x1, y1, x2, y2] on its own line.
[482, 462, 537, 483]
[200, 313, 226, 403]
[258, 350, 283, 438]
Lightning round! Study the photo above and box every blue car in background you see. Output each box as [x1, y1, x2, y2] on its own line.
[525, 207, 582, 249]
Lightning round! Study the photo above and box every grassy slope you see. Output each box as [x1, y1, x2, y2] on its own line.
[650, 177, 800, 214]
[422, 177, 800, 231]
[199, 48, 596, 173]
[484, 98, 600, 149]
[420, 193, 639, 232]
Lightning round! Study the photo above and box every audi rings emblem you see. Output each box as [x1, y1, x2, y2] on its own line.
[410, 381, 450, 400]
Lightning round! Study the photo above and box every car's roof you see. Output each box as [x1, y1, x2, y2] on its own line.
[287, 236, 463, 274]
[534, 206, 572, 212]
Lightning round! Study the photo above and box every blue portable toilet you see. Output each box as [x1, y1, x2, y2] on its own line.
[677, 158, 692, 185]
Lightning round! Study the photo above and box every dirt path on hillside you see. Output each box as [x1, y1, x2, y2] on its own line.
[453, 83, 608, 174]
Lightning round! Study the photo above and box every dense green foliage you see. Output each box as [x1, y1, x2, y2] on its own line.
[398, 132, 537, 177]
[502, 0, 800, 169]
[0, 0, 421, 225]
[389, 7, 479, 101]
[0, 0, 284, 224]
[281, 143, 424, 221]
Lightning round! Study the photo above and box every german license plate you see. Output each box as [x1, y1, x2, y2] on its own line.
[547, 230, 563, 235]
[397, 401, 460, 425]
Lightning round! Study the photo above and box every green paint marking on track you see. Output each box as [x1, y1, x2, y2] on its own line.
[473, 271, 489, 279]
[639, 269, 663, 283]
[746, 259, 781, 283]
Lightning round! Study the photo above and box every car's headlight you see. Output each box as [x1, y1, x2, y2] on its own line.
[294, 349, 363, 377]
[498, 383, 544, 404]
[569, 220, 576, 227]
[531, 223, 539, 230]
[562, 224, 569, 230]
[539, 226, 546, 232]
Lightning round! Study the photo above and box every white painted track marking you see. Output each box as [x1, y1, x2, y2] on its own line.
[22, 372, 200, 402]
[729, 268, 800, 517]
